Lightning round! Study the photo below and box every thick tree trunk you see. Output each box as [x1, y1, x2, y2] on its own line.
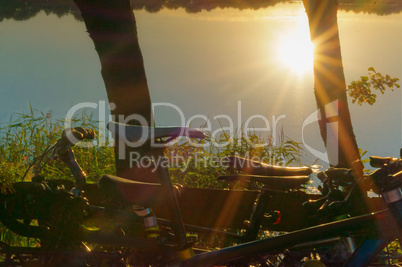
[73, 0, 151, 121]
[73, 0, 161, 182]
[302, 0, 362, 173]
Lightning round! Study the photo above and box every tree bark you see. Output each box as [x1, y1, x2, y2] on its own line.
[73, 0, 161, 182]
[302, 0, 362, 173]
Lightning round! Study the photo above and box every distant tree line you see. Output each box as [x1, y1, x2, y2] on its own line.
[1, 0, 401, 22]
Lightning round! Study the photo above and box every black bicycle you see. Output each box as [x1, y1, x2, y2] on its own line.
[0, 123, 400, 266]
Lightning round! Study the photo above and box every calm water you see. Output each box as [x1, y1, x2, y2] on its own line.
[0, 2, 401, 166]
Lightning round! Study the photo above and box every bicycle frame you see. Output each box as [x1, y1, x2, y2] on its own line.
[142, 146, 402, 266]
[181, 208, 400, 266]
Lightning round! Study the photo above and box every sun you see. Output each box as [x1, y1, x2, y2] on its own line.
[277, 35, 314, 75]
[275, 18, 315, 76]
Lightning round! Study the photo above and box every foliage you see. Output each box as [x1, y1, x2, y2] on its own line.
[2, 0, 402, 22]
[0, 106, 115, 193]
[358, 148, 372, 174]
[386, 239, 402, 265]
[347, 67, 400, 106]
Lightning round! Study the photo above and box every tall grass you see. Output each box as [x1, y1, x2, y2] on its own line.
[0, 108, 304, 190]
[0, 107, 115, 190]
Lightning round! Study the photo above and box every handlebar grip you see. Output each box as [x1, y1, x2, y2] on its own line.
[62, 127, 96, 146]
[370, 156, 392, 168]
[74, 127, 95, 140]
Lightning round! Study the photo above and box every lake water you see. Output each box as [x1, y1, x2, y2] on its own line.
[0, 2, 401, 167]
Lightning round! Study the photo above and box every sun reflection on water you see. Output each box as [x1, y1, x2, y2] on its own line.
[274, 7, 315, 76]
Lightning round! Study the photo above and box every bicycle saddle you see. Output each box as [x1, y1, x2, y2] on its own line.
[226, 156, 313, 176]
[107, 121, 205, 142]
[98, 175, 171, 207]
[218, 175, 310, 189]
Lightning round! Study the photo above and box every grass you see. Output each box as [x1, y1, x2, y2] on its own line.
[0, 108, 304, 190]
[166, 126, 303, 189]
[0, 107, 115, 188]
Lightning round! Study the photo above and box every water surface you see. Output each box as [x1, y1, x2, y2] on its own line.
[0, 2, 401, 165]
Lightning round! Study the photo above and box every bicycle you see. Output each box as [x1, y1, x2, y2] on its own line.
[0, 123, 401, 266]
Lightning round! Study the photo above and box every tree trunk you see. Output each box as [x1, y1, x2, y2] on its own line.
[73, 0, 161, 182]
[302, 0, 362, 174]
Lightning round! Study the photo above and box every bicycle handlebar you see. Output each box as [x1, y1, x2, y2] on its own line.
[62, 127, 95, 146]
[55, 127, 96, 195]
[370, 156, 402, 169]
[306, 150, 402, 221]
[371, 153, 402, 228]
[370, 156, 392, 168]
